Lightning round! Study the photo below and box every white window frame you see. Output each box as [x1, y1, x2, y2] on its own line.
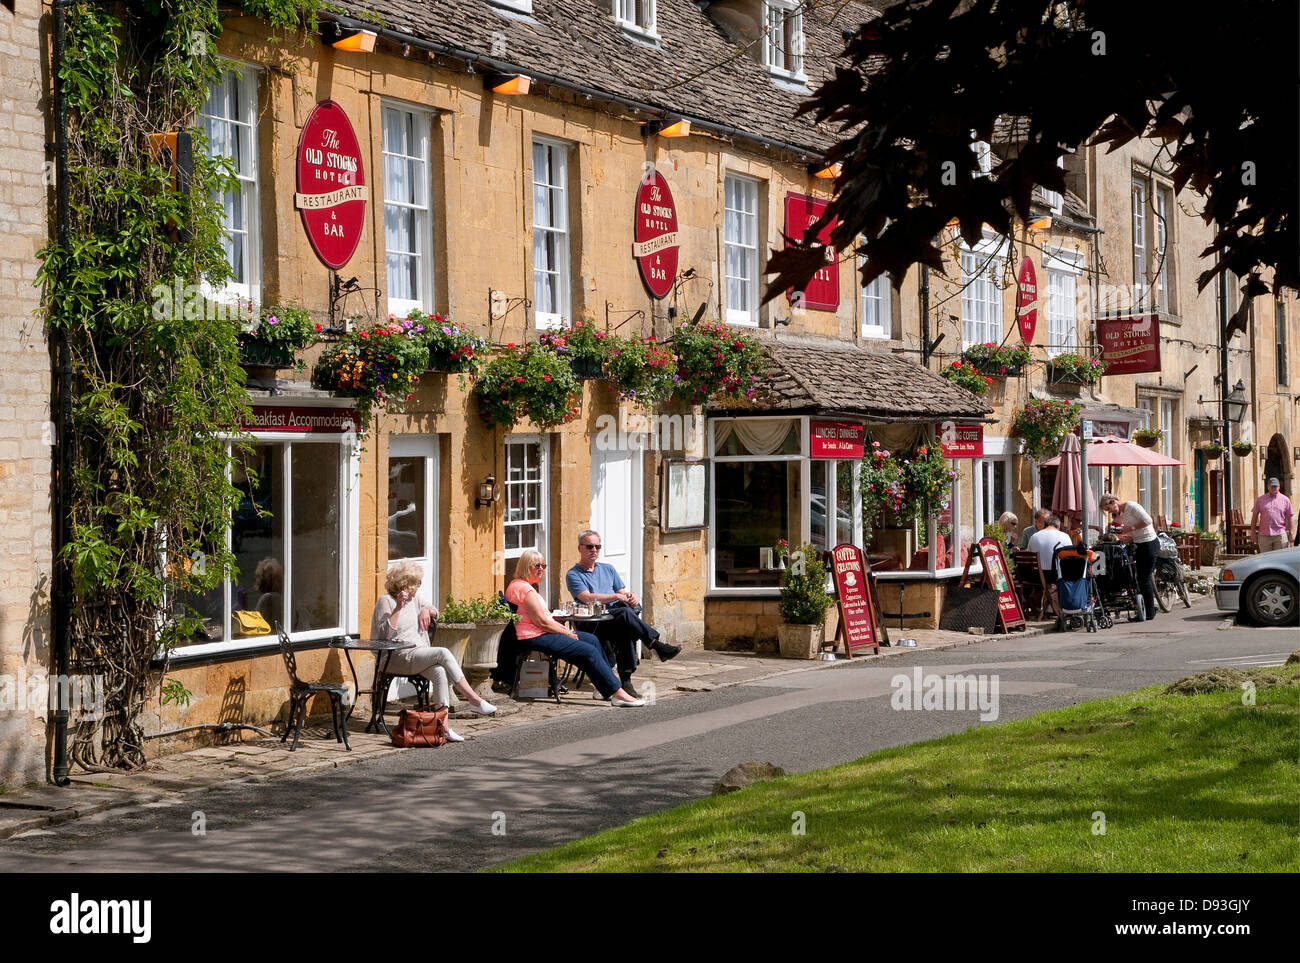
[179, 427, 360, 659]
[504, 435, 549, 597]
[961, 237, 1006, 347]
[199, 62, 261, 305]
[531, 137, 571, 330]
[1137, 398, 1153, 511]
[762, 0, 805, 79]
[724, 172, 760, 326]
[860, 258, 891, 339]
[972, 138, 993, 178]
[614, 0, 657, 39]
[1154, 185, 1171, 315]
[1160, 399, 1175, 520]
[1132, 176, 1149, 310]
[1041, 155, 1065, 214]
[382, 103, 434, 318]
[1045, 247, 1084, 357]
[487, 0, 532, 14]
[974, 453, 1012, 540]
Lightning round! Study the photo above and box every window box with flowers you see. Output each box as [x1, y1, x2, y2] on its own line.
[539, 318, 612, 380]
[407, 310, 485, 378]
[1011, 399, 1083, 461]
[1047, 352, 1106, 386]
[1132, 428, 1163, 449]
[962, 342, 1031, 378]
[1231, 440, 1255, 457]
[311, 319, 430, 434]
[941, 360, 994, 396]
[473, 342, 582, 430]
[237, 302, 318, 373]
[668, 319, 767, 405]
[1199, 441, 1224, 460]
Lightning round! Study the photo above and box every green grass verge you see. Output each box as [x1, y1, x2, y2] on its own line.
[499, 665, 1300, 873]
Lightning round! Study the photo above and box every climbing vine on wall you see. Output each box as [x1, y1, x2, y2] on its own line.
[37, 0, 318, 771]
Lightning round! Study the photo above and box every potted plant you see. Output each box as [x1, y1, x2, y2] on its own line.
[412, 311, 484, 379]
[668, 318, 767, 405]
[1011, 399, 1083, 461]
[1199, 529, 1222, 567]
[604, 335, 678, 405]
[1200, 441, 1224, 460]
[312, 319, 430, 434]
[237, 301, 318, 376]
[462, 593, 518, 670]
[940, 359, 995, 396]
[962, 341, 1032, 377]
[1231, 440, 1255, 456]
[433, 596, 477, 666]
[777, 542, 831, 659]
[473, 341, 582, 430]
[1047, 352, 1106, 386]
[1132, 427, 1163, 449]
[539, 318, 612, 380]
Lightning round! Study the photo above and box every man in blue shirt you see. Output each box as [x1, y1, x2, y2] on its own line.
[566, 529, 681, 698]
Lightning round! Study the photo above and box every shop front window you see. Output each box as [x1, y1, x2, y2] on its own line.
[711, 419, 801, 588]
[811, 459, 858, 552]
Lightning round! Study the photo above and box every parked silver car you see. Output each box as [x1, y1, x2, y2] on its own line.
[1214, 546, 1300, 626]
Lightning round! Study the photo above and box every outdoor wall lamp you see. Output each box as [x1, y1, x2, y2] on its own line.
[1225, 379, 1249, 423]
[643, 115, 691, 138]
[476, 475, 499, 510]
[809, 161, 841, 179]
[323, 24, 377, 52]
[484, 72, 531, 95]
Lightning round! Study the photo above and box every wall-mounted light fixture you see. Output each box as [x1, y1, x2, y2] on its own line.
[483, 72, 531, 95]
[476, 475, 499, 510]
[642, 115, 691, 138]
[809, 161, 841, 179]
[322, 23, 377, 52]
[1225, 379, 1249, 424]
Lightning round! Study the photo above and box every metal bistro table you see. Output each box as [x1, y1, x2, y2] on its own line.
[328, 637, 415, 735]
[553, 611, 617, 693]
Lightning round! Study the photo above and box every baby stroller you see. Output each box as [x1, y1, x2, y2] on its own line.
[1053, 543, 1104, 632]
[1094, 537, 1148, 623]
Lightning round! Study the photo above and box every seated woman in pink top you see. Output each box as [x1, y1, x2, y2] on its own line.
[505, 550, 645, 707]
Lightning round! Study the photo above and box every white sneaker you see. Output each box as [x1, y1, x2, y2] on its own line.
[445, 728, 466, 742]
[470, 700, 497, 715]
[610, 697, 645, 708]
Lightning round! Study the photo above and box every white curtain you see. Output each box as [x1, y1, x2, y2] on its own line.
[714, 419, 795, 455]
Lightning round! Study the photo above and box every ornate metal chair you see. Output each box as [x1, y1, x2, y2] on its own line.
[276, 622, 351, 751]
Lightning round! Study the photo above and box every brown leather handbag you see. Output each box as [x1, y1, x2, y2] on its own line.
[391, 705, 449, 748]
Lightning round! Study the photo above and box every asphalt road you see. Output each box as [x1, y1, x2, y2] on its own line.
[2, 604, 1294, 873]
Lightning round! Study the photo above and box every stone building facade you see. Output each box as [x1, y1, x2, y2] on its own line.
[0, 0, 53, 788]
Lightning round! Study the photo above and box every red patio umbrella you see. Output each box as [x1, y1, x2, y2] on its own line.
[1050, 433, 1097, 530]
[1042, 436, 1182, 467]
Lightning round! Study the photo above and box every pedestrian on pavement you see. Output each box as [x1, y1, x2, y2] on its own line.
[1099, 494, 1158, 621]
[1251, 478, 1294, 554]
[370, 560, 497, 742]
[1018, 507, 1051, 550]
[506, 550, 645, 707]
[565, 529, 681, 699]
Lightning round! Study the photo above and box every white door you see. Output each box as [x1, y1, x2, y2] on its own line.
[590, 440, 643, 600]
[387, 435, 438, 602]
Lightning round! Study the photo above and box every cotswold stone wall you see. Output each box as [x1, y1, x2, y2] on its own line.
[0, 0, 53, 787]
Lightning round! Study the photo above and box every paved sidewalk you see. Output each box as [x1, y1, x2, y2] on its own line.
[0, 622, 1052, 839]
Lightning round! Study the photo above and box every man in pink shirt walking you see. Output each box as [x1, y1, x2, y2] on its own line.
[1251, 477, 1294, 554]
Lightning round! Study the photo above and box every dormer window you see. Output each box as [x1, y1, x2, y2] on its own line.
[615, 0, 657, 38]
[763, 1, 803, 78]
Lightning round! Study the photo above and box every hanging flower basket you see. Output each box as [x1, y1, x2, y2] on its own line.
[411, 311, 484, 376]
[312, 320, 430, 434]
[569, 356, 606, 380]
[667, 319, 767, 404]
[1010, 399, 1083, 461]
[539, 319, 611, 381]
[236, 302, 318, 374]
[1199, 442, 1224, 460]
[940, 360, 994, 396]
[961, 342, 1031, 378]
[1231, 441, 1255, 457]
[1132, 428, 1162, 449]
[1047, 352, 1106, 387]
[473, 342, 582, 430]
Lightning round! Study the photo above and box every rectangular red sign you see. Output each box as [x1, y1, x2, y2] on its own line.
[244, 406, 360, 433]
[830, 543, 879, 655]
[938, 422, 984, 458]
[784, 193, 839, 311]
[977, 537, 1026, 632]
[810, 421, 864, 459]
[1098, 314, 1162, 375]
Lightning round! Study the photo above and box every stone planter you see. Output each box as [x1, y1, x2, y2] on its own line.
[777, 623, 823, 659]
[434, 623, 474, 667]
[465, 619, 508, 670]
[1200, 538, 1222, 567]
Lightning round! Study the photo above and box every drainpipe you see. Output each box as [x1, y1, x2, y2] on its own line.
[51, 0, 75, 787]
[1219, 260, 1233, 524]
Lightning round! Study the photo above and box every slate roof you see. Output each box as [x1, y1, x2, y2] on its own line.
[713, 339, 994, 421]
[339, 0, 880, 154]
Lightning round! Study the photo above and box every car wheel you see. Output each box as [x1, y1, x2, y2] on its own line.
[1245, 575, 1299, 627]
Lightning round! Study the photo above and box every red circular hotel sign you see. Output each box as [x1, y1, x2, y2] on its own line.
[295, 100, 368, 270]
[633, 171, 679, 299]
[1016, 256, 1038, 343]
